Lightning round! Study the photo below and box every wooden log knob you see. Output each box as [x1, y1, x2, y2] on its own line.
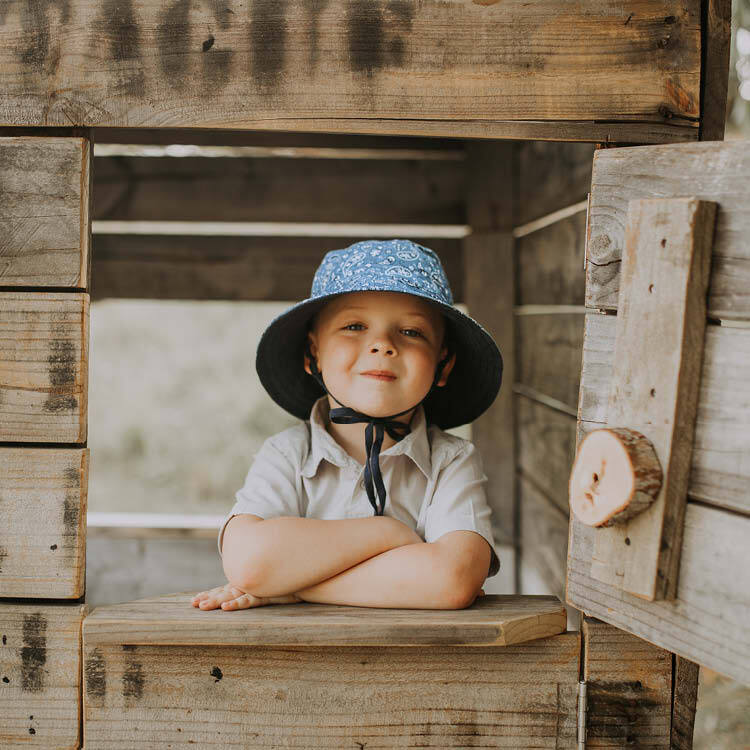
[569, 427, 663, 527]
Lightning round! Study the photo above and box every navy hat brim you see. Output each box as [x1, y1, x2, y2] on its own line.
[255, 289, 503, 430]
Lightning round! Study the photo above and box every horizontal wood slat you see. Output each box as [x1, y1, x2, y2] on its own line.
[82, 634, 580, 748]
[92, 154, 466, 224]
[586, 141, 750, 320]
[83, 592, 567, 647]
[0, 293, 88, 443]
[0, 448, 87, 598]
[567, 502, 750, 685]
[578, 312, 750, 516]
[0, 137, 90, 289]
[89, 236, 463, 302]
[0, 601, 86, 748]
[0, 1, 700, 140]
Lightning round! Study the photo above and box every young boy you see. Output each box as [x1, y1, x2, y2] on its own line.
[192, 239, 503, 611]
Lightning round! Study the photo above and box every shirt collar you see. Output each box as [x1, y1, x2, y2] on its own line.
[301, 395, 432, 480]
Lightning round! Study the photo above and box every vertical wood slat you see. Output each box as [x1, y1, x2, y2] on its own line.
[463, 142, 516, 579]
[590, 198, 717, 601]
[670, 656, 700, 750]
[0, 136, 91, 289]
[699, 0, 732, 141]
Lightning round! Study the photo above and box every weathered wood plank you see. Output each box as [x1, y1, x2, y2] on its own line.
[89, 235, 464, 302]
[516, 396, 577, 514]
[516, 313, 585, 412]
[567, 503, 750, 685]
[590, 198, 716, 601]
[578, 312, 750, 516]
[0, 600, 86, 749]
[0, 136, 90, 288]
[670, 657, 699, 750]
[0, 448, 87, 598]
[84, 592, 566, 647]
[517, 142, 595, 225]
[583, 617, 673, 748]
[586, 141, 750, 320]
[0, 293, 88, 443]
[518, 475, 569, 601]
[516, 211, 587, 306]
[93, 153, 466, 224]
[0, 1, 701, 139]
[699, 0, 732, 141]
[83, 632, 580, 748]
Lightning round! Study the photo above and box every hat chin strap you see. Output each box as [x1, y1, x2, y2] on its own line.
[304, 341, 451, 516]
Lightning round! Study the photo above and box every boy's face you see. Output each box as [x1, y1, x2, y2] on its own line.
[304, 291, 456, 418]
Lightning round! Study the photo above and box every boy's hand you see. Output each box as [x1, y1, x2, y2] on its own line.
[191, 582, 302, 611]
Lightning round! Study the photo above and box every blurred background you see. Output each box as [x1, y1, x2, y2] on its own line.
[84, 2, 750, 746]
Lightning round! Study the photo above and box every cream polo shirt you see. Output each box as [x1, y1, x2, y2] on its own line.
[218, 395, 500, 579]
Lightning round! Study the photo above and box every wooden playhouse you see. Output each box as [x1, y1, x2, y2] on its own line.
[0, 1, 745, 747]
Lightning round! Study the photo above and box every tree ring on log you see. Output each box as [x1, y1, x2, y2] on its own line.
[569, 427, 663, 527]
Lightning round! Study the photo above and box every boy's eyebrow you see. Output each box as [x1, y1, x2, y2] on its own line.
[336, 305, 433, 322]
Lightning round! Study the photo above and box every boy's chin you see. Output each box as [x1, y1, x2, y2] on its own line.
[337, 391, 414, 418]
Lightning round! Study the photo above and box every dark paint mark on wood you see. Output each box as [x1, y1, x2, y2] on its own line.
[202, 35, 215, 51]
[250, 0, 288, 89]
[2, 634, 7, 645]
[85, 647, 106, 699]
[64, 466, 80, 490]
[43, 337, 78, 413]
[587, 679, 663, 741]
[211, 666, 223, 682]
[123, 660, 144, 698]
[21, 613, 47, 693]
[2, 676, 9, 683]
[157, 0, 191, 89]
[63, 495, 80, 537]
[29, 728, 36, 735]
[100, 0, 141, 61]
[0, 546, 7, 573]
[302, 0, 330, 71]
[50, 544, 57, 551]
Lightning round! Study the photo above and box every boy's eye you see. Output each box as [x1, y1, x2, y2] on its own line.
[342, 323, 423, 338]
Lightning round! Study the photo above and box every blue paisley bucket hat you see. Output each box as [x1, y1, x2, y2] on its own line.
[256, 239, 503, 431]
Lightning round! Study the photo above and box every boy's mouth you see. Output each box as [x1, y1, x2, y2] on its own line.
[361, 370, 397, 381]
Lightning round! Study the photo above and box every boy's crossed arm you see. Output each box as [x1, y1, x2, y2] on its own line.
[192, 515, 487, 611]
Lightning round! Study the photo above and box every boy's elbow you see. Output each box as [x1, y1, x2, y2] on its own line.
[221, 524, 270, 590]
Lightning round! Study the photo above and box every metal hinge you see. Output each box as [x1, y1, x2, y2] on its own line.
[577, 680, 587, 749]
[583, 191, 591, 273]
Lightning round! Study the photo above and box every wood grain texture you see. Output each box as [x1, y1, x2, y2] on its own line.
[583, 617, 673, 748]
[516, 211, 587, 306]
[0, 1, 700, 139]
[578, 312, 750, 517]
[670, 656, 699, 750]
[92, 152, 466, 224]
[699, 0, 732, 141]
[90, 235, 464, 302]
[516, 142, 595, 225]
[0, 600, 87, 749]
[83, 592, 566, 648]
[0, 448, 87, 598]
[567, 502, 750, 685]
[586, 141, 750, 319]
[83, 632, 580, 748]
[0, 136, 90, 288]
[516, 396, 577, 514]
[590, 198, 716, 601]
[0, 293, 88, 443]
[516, 313, 585, 414]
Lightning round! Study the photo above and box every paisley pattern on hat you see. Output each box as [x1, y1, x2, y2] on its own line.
[310, 239, 454, 306]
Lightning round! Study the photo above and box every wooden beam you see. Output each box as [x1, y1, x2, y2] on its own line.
[0, 136, 91, 289]
[698, 0, 732, 141]
[586, 141, 750, 320]
[89, 235, 463, 302]
[670, 656, 700, 750]
[0, 1, 700, 142]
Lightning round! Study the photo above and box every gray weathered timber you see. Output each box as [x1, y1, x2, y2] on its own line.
[578, 312, 750, 517]
[516, 211, 587, 306]
[90, 235, 463, 302]
[0, 1, 699, 141]
[568, 503, 750, 685]
[590, 198, 716, 601]
[516, 396, 577, 514]
[0, 601, 87, 749]
[0, 136, 90, 288]
[517, 142, 595, 225]
[82, 631, 580, 748]
[93, 152, 466, 224]
[0, 293, 88, 443]
[583, 618, 673, 748]
[516, 313, 585, 412]
[586, 141, 750, 320]
[83, 592, 566, 648]
[0, 448, 87, 598]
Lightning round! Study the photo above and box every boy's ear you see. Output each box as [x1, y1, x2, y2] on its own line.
[436, 349, 456, 387]
[304, 333, 316, 375]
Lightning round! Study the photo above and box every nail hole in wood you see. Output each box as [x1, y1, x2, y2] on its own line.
[661, 238, 667, 247]
[625, 537, 631, 545]
[648, 283, 654, 293]
[650, 388, 656, 397]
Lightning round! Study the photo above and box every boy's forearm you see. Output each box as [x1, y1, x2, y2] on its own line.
[228, 515, 417, 596]
[294, 542, 467, 610]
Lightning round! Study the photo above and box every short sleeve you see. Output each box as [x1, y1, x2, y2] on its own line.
[217, 437, 302, 558]
[424, 441, 501, 579]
